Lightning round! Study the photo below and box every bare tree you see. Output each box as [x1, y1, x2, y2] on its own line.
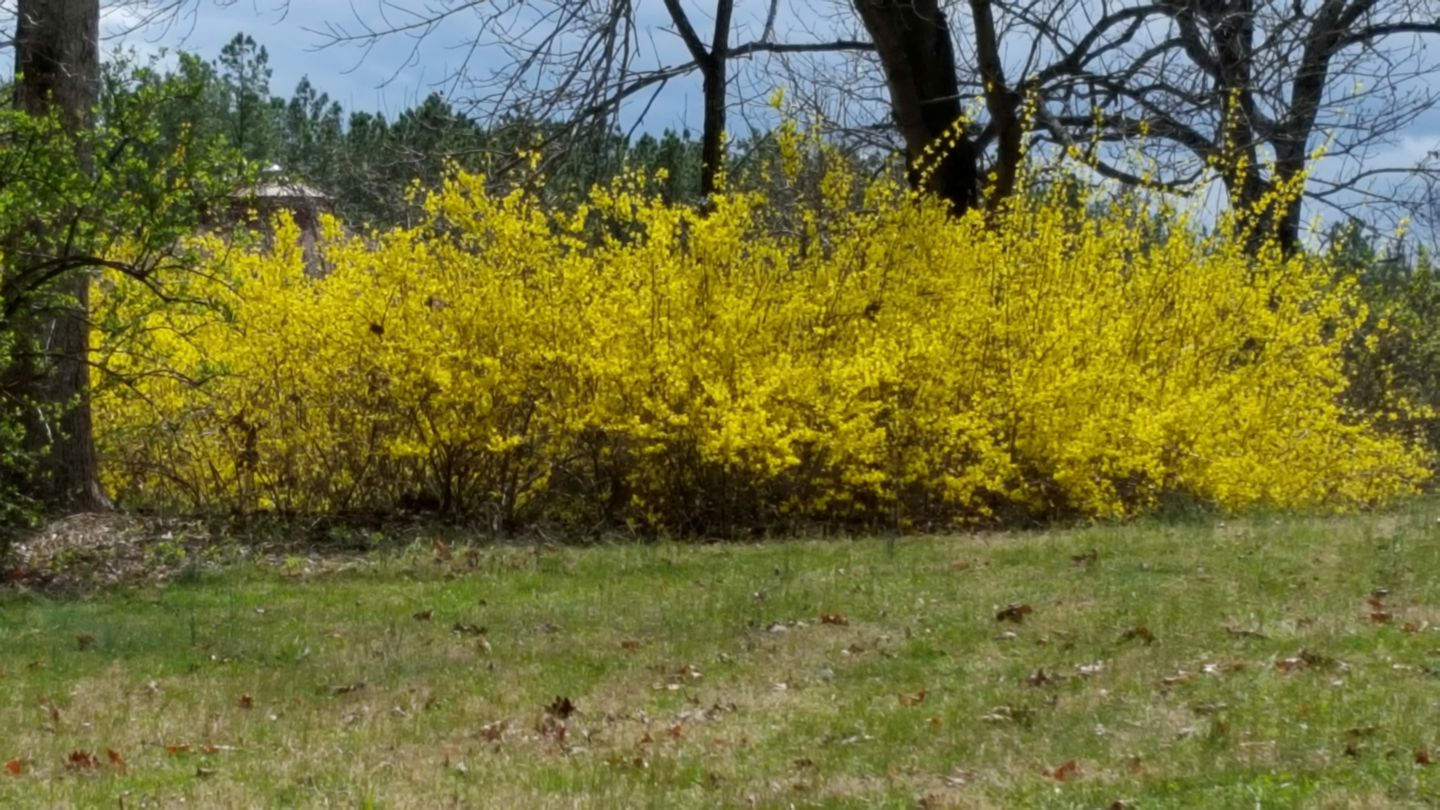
[1043, 0, 1440, 252]
[851, 0, 979, 211]
[314, 0, 873, 197]
[849, 0, 1175, 213]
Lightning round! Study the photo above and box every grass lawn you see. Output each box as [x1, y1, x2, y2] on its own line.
[5, 506, 1440, 808]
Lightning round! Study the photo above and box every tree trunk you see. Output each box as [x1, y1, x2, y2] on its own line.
[12, 0, 110, 512]
[853, 0, 979, 214]
[662, 0, 734, 199]
[968, 0, 1022, 209]
[698, 0, 734, 198]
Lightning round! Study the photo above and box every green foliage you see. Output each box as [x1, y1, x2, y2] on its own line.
[1341, 230, 1440, 467]
[0, 51, 246, 529]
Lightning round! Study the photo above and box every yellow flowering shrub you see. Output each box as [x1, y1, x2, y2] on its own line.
[93, 150, 1428, 532]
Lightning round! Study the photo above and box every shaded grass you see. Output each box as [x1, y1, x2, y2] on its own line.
[5, 505, 1440, 807]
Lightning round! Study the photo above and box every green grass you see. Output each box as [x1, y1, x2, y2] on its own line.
[6, 506, 1440, 808]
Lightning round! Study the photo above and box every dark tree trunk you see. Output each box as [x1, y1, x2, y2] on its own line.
[698, 0, 734, 198]
[853, 0, 979, 214]
[12, 0, 110, 513]
[662, 0, 735, 199]
[968, 0, 1023, 209]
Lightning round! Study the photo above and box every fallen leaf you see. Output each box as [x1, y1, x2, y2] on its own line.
[165, 744, 191, 755]
[545, 696, 576, 719]
[1050, 759, 1080, 781]
[1161, 671, 1192, 687]
[949, 560, 972, 572]
[1027, 668, 1061, 687]
[66, 750, 99, 770]
[996, 603, 1033, 623]
[1418, 748, 1434, 766]
[5, 759, 23, 776]
[451, 622, 486, 637]
[75, 634, 95, 651]
[1403, 621, 1429, 634]
[668, 723, 684, 739]
[480, 720, 507, 741]
[819, 613, 849, 626]
[899, 688, 928, 706]
[106, 749, 127, 773]
[432, 538, 452, 561]
[1119, 626, 1156, 645]
[620, 639, 642, 651]
[413, 609, 434, 621]
[1370, 610, 1393, 624]
[237, 693, 254, 710]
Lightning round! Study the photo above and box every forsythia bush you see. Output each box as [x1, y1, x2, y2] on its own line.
[92, 140, 1429, 532]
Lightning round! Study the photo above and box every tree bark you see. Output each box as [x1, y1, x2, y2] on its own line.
[853, 0, 979, 214]
[661, 0, 735, 199]
[12, 0, 110, 512]
[968, 0, 1022, 209]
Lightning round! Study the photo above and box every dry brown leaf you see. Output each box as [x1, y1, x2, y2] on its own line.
[1027, 668, 1061, 687]
[413, 609, 434, 621]
[1050, 759, 1080, 781]
[66, 750, 99, 770]
[75, 634, 95, 651]
[432, 538, 452, 561]
[5, 758, 23, 776]
[545, 696, 576, 719]
[899, 688, 928, 706]
[237, 693, 254, 710]
[106, 749, 127, 773]
[819, 613, 849, 626]
[1161, 671, 1192, 687]
[620, 639, 642, 651]
[1119, 626, 1156, 645]
[1417, 748, 1434, 766]
[996, 603, 1033, 623]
